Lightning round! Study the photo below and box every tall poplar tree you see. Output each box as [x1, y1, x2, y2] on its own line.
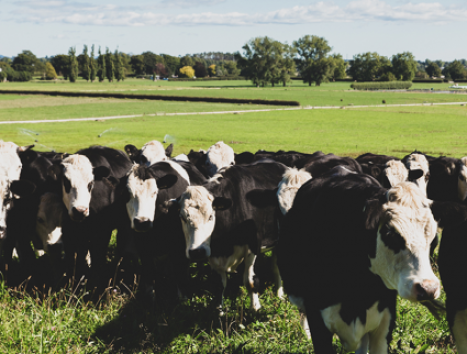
[105, 47, 114, 82]
[81, 45, 90, 82]
[97, 46, 106, 82]
[90, 45, 97, 82]
[68, 46, 78, 83]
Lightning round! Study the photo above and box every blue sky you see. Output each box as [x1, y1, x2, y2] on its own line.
[1, 0, 466, 60]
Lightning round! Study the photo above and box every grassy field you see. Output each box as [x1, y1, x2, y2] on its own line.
[0, 82, 465, 353]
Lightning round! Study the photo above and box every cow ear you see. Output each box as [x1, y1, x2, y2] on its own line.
[246, 188, 278, 208]
[213, 197, 232, 211]
[124, 145, 139, 159]
[430, 201, 467, 228]
[48, 164, 62, 180]
[364, 197, 385, 230]
[370, 165, 382, 179]
[10, 180, 36, 198]
[103, 176, 120, 190]
[19, 149, 38, 164]
[93, 166, 110, 180]
[408, 169, 424, 181]
[156, 174, 178, 190]
[163, 198, 181, 214]
[17, 144, 34, 153]
[165, 144, 174, 158]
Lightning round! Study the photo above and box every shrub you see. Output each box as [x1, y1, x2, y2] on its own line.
[379, 72, 397, 81]
[45, 62, 58, 80]
[351, 81, 412, 90]
[179, 66, 195, 79]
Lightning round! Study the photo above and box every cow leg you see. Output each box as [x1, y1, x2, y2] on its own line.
[300, 311, 311, 339]
[211, 269, 227, 315]
[452, 309, 467, 354]
[243, 252, 260, 311]
[304, 306, 334, 354]
[368, 308, 392, 354]
[271, 249, 284, 299]
[355, 333, 369, 354]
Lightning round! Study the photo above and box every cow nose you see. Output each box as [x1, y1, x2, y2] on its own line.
[133, 217, 152, 232]
[0, 226, 5, 239]
[71, 207, 88, 222]
[189, 247, 207, 260]
[414, 280, 439, 301]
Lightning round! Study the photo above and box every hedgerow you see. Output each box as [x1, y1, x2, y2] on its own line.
[351, 81, 413, 90]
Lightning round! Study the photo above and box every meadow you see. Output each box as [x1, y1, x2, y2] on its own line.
[0, 80, 465, 353]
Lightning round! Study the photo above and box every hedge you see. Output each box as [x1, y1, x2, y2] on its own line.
[351, 81, 412, 90]
[454, 80, 467, 83]
[412, 79, 444, 83]
[168, 77, 246, 81]
[0, 90, 300, 106]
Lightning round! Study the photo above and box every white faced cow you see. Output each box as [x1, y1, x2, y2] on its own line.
[178, 161, 287, 313]
[278, 174, 448, 353]
[205, 141, 235, 177]
[125, 141, 173, 166]
[277, 168, 312, 216]
[404, 153, 430, 197]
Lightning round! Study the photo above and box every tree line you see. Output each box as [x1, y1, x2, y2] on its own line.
[1, 37, 467, 84]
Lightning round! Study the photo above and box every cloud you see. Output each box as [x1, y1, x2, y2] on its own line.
[6, 0, 467, 27]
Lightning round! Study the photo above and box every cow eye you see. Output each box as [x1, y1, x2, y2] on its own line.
[209, 214, 214, 221]
[63, 177, 71, 193]
[380, 225, 406, 254]
[460, 175, 466, 182]
[88, 182, 94, 192]
[37, 217, 44, 224]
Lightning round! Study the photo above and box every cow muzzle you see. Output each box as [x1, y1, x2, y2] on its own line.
[71, 206, 89, 222]
[413, 279, 440, 301]
[188, 247, 208, 261]
[133, 217, 153, 232]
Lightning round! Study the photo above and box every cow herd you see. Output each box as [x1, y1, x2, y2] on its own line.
[1, 139, 467, 353]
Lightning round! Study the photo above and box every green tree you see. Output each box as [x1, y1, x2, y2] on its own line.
[97, 47, 106, 82]
[223, 61, 241, 77]
[142, 52, 165, 76]
[391, 52, 417, 81]
[179, 66, 195, 78]
[331, 54, 347, 80]
[347, 52, 391, 81]
[161, 54, 180, 76]
[193, 62, 208, 78]
[90, 45, 97, 82]
[114, 50, 124, 82]
[180, 55, 195, 67]
[50, 54, 70, 79]
[78, 45, 90, 81]
[130, 55, 146, 75]
[45, 62, 57, 80]
[105, 48, 114, 82]
[443, 60, 467, 80]
[68, 47, 78, 83]
[12, 50, 39, 74]
[425, 61, 442, 78]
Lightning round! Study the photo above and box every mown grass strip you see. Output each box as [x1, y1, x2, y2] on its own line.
[0, 90, 300, 106]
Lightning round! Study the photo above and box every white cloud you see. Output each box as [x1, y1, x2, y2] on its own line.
[6, 0, 467, 26]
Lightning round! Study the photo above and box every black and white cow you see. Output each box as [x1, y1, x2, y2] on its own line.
[125, 141, 173, 166]
[254, 149, 325, 169]
[47, 146, 132, 281]
[278, 174, 449, 353]
[356, 152, 399, 166]
[187, 142, 236, 178]
[302, 154, 363, 177]
[177, 161, 288, 313]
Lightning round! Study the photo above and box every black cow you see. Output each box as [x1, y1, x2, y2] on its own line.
[356, 152, 399, 166]
[302, 153, 363, 177]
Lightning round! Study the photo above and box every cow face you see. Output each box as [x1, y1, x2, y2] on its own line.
[368, 182, 440, 302]
[125, 141, 172, 166]
[205, 141, 235, 177]
[125, 165, 177, 232]
[405, 153, 430, 197]
[277, 168, 312, 215]
[179, 186, 232, 260]
[36, 193, 65, 251]
[48, 155, 110, 222]
[458, 157, 467, 201]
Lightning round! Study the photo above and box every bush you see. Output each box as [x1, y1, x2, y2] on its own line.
[45, 62, 58, 80]
[351, 81, 412, 90]
[6, 70, 32, 82]
[179, 66, 195, 79]
[379, 72, 397, 81]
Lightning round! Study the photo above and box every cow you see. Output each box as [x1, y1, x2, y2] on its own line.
[356, 152, 399, 166]
[403, 153, 430, 197]
[124, 141, 173, 166]
[177, 161, 288, 314]
[278, 174, 452, 353]
[425, 156, 467, 202]
[302, 154, 363, 177]
[362, 159, 424, 191]
[254, 149, 325, 169]
[47, 146, 132, 283]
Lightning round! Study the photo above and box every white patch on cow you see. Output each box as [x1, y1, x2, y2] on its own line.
[452, 308, 467, 354]
[0, 141, 22, 235]
[205, 141, 235, 177]
[126, 165, 159, 228]
[36, 193, 65, 251]
[172, 154, 189, 162]
[163, 160, 190, 185]
[384, 160, 408, 187]
[61, 154, 94, 218]
[141, 140, 168, 166]
[369, 182, 440, 301]
[321, 301, 391, 353]
[179, 186, 215, 258]
[405, 153, 429, 197]
[458, 157, 467, 202]
[277, 168, 312, 215]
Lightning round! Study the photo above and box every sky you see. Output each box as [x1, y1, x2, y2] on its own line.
[1, 0, 466, 60]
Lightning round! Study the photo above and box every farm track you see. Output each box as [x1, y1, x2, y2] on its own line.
[1, 100, 467, 125]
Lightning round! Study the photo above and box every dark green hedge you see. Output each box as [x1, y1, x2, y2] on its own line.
[412, 79, 444, 83]
[454, 80, 467, 83]
[0, 90, 300, 106]
[169, 77, 246, 81]
[0, 69, 32, 82]
[351, 81, 412, 90]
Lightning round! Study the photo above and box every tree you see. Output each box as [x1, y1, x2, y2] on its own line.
[193, 62, 208, 77]
[114, 50, 124, 82]
[90, 45, 97, 82]
[142, 52, 165, 76]
[179, 66, 195, 78]
[68, 47, 78, 83]
[161, 54, 180, 76]
[180, 55, 195, 67]
[443, 60, 467, 80]
[50, 54, 70, 78]
[391, 52, 417, 81]
[331, 54, 347, 80]
[97, 47, 106, 82]
[45, 62, 57, 80]
[12, 50, 39, 74]
[130, 55, 146, 75]
[208, 64, 216, 76]
[347, 52, 391, 81]
[78, 45, 90, 81]
[154, 63, 168, 78]
[105, 48, 114, 82]
[425, 61, 442, 78]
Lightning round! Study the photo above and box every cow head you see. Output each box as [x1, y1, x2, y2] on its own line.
[205, 141, 235, 177]
[125, 141, 172, 166]
[367, 182, 440, 302]
[48, 154, 110, 222]
[179, 186, 232, 260]
[277, 168, 312, 215]
[405, 153, 430, 197]
[125, 164, 178, 232]
[36, 192, 65, 252]
[458, 157, 467, 201]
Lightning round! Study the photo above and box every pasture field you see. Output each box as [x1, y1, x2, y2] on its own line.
[0, 84, 465, 353]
